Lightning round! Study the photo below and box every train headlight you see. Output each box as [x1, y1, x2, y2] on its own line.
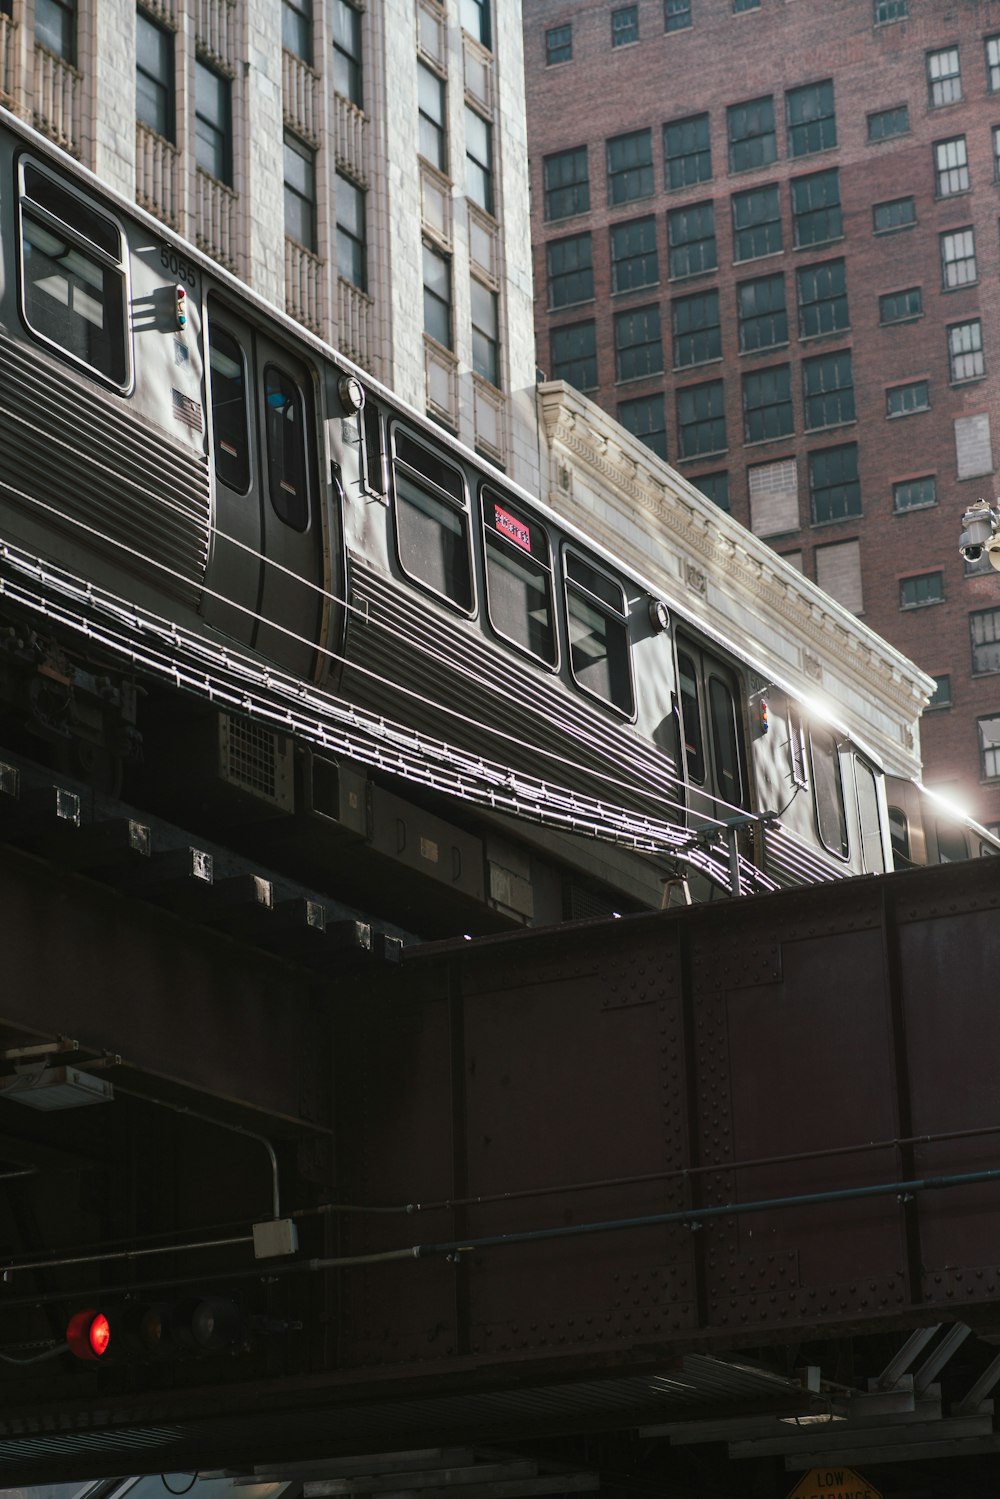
[338, 374, 365, 414]
[648, 598, 670, 634]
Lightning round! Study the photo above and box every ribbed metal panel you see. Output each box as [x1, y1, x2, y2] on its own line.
[341, 560, 683, 825]
[0, 332, 210, 606]
[762, 824, 844, 887]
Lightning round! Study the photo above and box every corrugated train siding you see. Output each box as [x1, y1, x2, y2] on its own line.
[0, 333, 210, 606]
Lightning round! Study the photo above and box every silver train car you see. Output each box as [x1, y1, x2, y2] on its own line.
[0, 106, 994, 931]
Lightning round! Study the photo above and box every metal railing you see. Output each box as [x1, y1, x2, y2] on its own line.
[195, 166, 240, 274]
[136, 122, 180, 229]
[33, 44, 81, 156]
[285, 237, 325, 336]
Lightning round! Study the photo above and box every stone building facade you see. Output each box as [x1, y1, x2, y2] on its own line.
[525, 0, 1000, 827]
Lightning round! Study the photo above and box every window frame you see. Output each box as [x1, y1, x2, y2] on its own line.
[886, 380, 930, 418]
[899, 571, 944, 609]
[809, 725, 849, 860]
[283, 130, 318, 253]
[543, 146, 589, 222]
[195, 57, 233, 187]
[803, 349, 854, 432]
[940, 227, 976, 289]
[390, 424, 475, 616]
[607, 128, 654, 206]
[970, 607, 1000, 676]
[867, 104, 909, 142]
[873, 196, 915, 234]
[664, 113, 712, 190]
[677, 379, 726, 459]
[282, 0, 313, 65]
[893, 475, 936, 512]
[791, 167, 842, 248]
[417, 60, 447, 174]
[737, 272, 787, 353]
[480, 488, 558, 669]
[878, 286, 922, 326]
[610, 216, 658, 294]
[550, 320, 597, 389]
[332, 0, 363, 106]
[336, 173, 367, 290]
[562, 546, 636, 719]
[614, 304, 664, 383]
[732, 183, 782, 262]
[465, 105, 494, 216]
[136, 8, 176, 143]
[422, 240, 452, 350]
[927, 46, 961, 107]
[611, 4, 638, 46]
[547, 232, 595, 309]
[672, 288, 721, 369]
[934, 135, 969, 197]
[979, 715, 1000, 780]
[208, 320, 251, 495]
[742, 363, 793, 444]
[545, 23, 571, 64]
[618, 394, 667, 459]
[35, 0, 75, 63]
[785, 79, 836, 159]
[796, 259, 848, 339]
[667, 200, 717, 279]
[948, 319, 984, 383]
[809, 443, 860, 525]
[727, 95, 777, 174]
[263, 363, 311, 533]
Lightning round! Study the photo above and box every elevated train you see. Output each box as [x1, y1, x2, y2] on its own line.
[0, 106, 994, 931]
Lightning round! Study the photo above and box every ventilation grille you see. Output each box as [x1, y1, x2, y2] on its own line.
[218, 714, 294, 810]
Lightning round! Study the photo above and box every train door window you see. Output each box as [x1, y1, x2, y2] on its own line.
[391, 429, 473, 612]
[360, 402, 388, 499]
[855, 757, 886, 873]
[676, 650, 705, 784]
[18, 160, 129, 388]
[708, 674, 747, 809]
[888, 805, 911, 865]
[810, 726, 849, 857]
[565, 552, 634, 716]
[209, 324, 250, 493]
[264, 365, 309, 531]
[482, 491, 556, 667]
[935, 819, 968, 864]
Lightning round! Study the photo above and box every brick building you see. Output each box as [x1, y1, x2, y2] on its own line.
[525, 0, 1000, 828]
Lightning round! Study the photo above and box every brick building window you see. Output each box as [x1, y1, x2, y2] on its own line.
[803, 350, 854, 430]
[867, 105, 909, 142]
[955, 414, 994, 479]
[677, 381, 726, 458]
[727, 97, 776, 173]
[738, 273, 787, 351]
[283, 0, 313, 64]
[893, 476, 936, 511]
[928, 675, 951, 709]
[696, 472, 730, 510]
[873, 196, 915, 233]
[900, 572, 943, 609]
[544, 147, 589, 221]
[471, 279, 499, 385]
[547, 233, 593, 308]
[619, 394, 667, 458]
[809, 444, 860, 523]
[615, 306, 663, 381]
[337, 175, 366, 289]
[927, 47, 961, 106]
[607, 130, 653, 204]
[935, 137, 969, 197]
[791, 168, 841, 247]
[879, 287, 922, 325]
[949, 320, 984, 382]
[987, 35, 1000, 92]
[664, 114, 712, 189]
[418, 63, 447, 172]
[733, 0, 760, 11]
[137, 10, 174, 141]
[940, 228, 976, 288]
[993, 126, 1000, 182]
[36, 0, 75, 62]
[874, 0, 907, 20]
[665, 0, 691, 28]
[749, 458, 798, 536]
[672, 289, 721, 367]
[284, 132, 317, 251]
[610, 217, 658, 291]
[551, 322, 597, 388]
[667, 201, 717, 278]
[195, 60, 232, 186]
[743, 365, 792, 442]
[978, 717, 1000, 778]
[612, 5, 638, 46]
[972, 608, 1000, 674]
[886, 380, 929, 417]
[465, 107, 493, 215]
[423, 242, 452, 348]
[796, 260, 848, 337]
[732, 185, 782, 260]
[785, 81, 836, 158]
[333, 0, 363, 105]
[546, 24, 571, 64]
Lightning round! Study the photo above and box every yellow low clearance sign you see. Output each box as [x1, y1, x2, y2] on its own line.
[786, 1470, 882, 1499]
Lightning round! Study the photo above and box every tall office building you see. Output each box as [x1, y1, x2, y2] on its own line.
[0, 0, 540, 489]
[526, 0, 1000, 828]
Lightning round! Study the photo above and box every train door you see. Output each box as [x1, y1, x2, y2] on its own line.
[203, 303, 321, 677]
[675, 634, 751, 836]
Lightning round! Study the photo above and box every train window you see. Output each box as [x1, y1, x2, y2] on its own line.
[888, 805, 911, 865]
[855, 758, 886, 874]
[708, 675, 747, 809]
[935, 819, 968, 864]
[392, 429, 473, 611]
[360, 403, 388, 499]
[676, 651, 705, 784]
[565, 551, 634, 716]
[18, 160, 129, 388]
[264, 365, 309, 531]
[810, 727, 849, 858]
[482, 491, 556, 667]
[209, 325, 250, 493]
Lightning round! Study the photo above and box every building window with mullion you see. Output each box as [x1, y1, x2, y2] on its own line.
[282, 0, 313, 66]
[732, 184, 781, 260]
[466, 107, 493, 215]
[547, 233, 594, 308]
[785, 80, 836, 158]
[927, 47, 961, 106]
[551, 322, 597, 389]
[979, 717, 1000, 779]
[471, 278, 499, 386]
[972, 609, 1000, 674]
[791, 168, 841, 247]
[664, 114, 711, 190]
[333, 0, 363, 106]
[610, 217, 658, 292]
[677, 381, 726, 459]
[796, 260, 848, 337]
[423, 242, 452, 349]
[36, 0, 75, 62]
[607, 129, 653, 205]
[667, 201, 717, 278]
[727, 96, 776, 173]
[803, 350, 854, 430]
[461, 0, 491, 49]
[940, 228, 976, 288]
[543, 147, 589, 221]
[611, 5, 638, 46]
[284, 132, 317, 252]
[615, 305, 663, 382]
[418, 62, 447, 173]
[672, 289, 720, 368]
[337, 174, 366, 290]
[987, 35, 1000, 93]
[195, 59, 233, 186]
[948, 320, 984, 382]
[934, 137, 969, 197]
[619, 395, 667, 458]
[737, 273, 786, 352]
[136, 9, 175, 142]
[742, 364, 792, 443]
[546, 25, 571, 64]
[665, 0, 691, 29]
[809, 443, 860, 523]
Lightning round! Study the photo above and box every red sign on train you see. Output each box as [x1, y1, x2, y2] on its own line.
[494, 503, 531, 553]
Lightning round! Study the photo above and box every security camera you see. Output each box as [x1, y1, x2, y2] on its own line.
[959, 500, 1000, 563]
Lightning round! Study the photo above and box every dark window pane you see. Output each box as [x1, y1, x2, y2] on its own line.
[195, 60, 232, 185]
[393, 432, 471, 609]
[809, 443, 860, 523]
[264, 366, 309, 531]
[873, 196, 915, 233]
[803, 350, 854, 430]
[791, 167, 841, 247]
[614, 304, 663, 381]
[36, 0, 75, 61]
[607, 129, 653, 205]
[619, 394, 667, 458]
[709, 674, 746, 808]
[466, 106, 493, 214]
[665, 0, 691, 29]
[284, 132, 317, 251]
[972, 609, 1000, 674]
[677, 380, 726, 458]
[565, 552, 634, 715]
[664, 113, 711, 189]
[879, 286, 922, 324]
[551, 322, 597, 388]
[667, 200, 716, 278]
[282, 0, 312, 64]
[418, 63, 446, 171]
[611, 5, 638, 45]
[785, 79, 836, 157]
[727, 95, 776, 172]
[672, 289, 721, 367]
[333, 0, 362, 104]
[867, 104, 908, 141]
[422, 242, 451, 348]
[695, 472, 730, 511]
[337, 175, 367, 289]
[548, 232, 594, 307]
[610, 216, 658, 291]
[483, 491, 555, 664]
[737, 272, 786, 351]
[209, 324, 250, 493]
[543, 146, 589, 220]
[136, 11, 174, 140]
[900, 571, 943, 608]
[546, 24, 571, 63]
[461, 0, 491, 47]
[893, 476, 936, 511]
[732, 184, 781, 260]
[796, 259, 848, 337]
[811, 727, 848, 856]
[677, 650, 705, 783]
[742, 364, 792, 443]
[471, 277, 499, 384]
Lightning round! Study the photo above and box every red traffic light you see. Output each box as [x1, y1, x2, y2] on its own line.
[66, 1308, 112, 1361]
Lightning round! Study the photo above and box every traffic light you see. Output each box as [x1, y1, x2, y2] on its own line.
[65, 1297, 245, 1361]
